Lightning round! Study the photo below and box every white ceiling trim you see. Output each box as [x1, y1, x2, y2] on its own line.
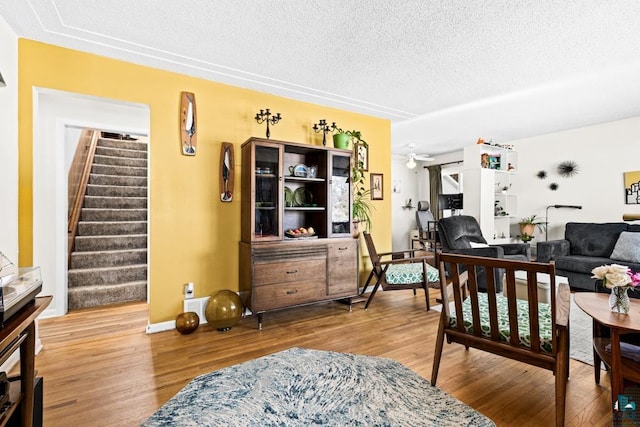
[28, 0, 415, 120]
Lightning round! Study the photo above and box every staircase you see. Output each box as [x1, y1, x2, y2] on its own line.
[67, 137, 148, 310]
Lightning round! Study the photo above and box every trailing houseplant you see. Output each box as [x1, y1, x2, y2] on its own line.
[346, 128, 373, 236]
[331, 124, 367, 151]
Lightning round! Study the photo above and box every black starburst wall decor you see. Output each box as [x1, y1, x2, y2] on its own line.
[549, 183, 559, 191]
[537, 170, 547, 179]
[557, 161, 579, 178]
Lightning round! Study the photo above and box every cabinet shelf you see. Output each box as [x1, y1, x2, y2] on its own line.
[285, 207, 325, 211]
[284, 177, 325, 183]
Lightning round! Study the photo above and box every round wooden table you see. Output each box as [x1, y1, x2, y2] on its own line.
[574, 292, 640, 412]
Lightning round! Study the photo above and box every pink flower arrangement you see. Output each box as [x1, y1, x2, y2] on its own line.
[591, 264, 640, 290]
[630, 271, 640, 288]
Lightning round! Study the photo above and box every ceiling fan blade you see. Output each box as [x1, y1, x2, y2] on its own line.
[414, 154, 434, 161]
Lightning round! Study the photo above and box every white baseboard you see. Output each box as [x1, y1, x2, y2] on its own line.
[145, 320, 175, 334]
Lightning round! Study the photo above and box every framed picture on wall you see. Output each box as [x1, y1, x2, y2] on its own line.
[370, 173, 383, 200]
[625, 170, 640, 204]
[355, 143, 368, 171]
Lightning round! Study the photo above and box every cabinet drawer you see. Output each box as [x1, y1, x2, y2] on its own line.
[252, 281, 326, 311]
[254, 259, 326, 286]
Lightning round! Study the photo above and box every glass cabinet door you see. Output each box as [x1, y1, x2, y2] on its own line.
[328, 152, 351, 237]
[253, 143, 282, 241]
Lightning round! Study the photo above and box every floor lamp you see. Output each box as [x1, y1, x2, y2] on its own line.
[545, 205, 582, 241]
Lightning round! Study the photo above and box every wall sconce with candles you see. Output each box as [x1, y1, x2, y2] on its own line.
[312, 119, 334, 146]
[254, 108, 282, 139]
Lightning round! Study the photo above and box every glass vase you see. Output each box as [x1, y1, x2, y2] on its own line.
[609, 287, 631, 314]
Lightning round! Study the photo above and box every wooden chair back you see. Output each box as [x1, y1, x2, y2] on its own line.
[431, 252, 570, 427]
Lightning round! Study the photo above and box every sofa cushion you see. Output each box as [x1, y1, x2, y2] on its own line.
[611, 232, 640, 263]
[565, 222, 628, 257]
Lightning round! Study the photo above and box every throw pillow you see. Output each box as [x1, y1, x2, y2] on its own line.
[610, 232, 640, 263]
[469, 242, 490, 248]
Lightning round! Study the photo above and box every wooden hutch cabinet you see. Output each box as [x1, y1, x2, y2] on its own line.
[239, 137, 358, 329]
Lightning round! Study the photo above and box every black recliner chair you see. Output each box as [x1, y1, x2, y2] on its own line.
[437, 215, 531, 291]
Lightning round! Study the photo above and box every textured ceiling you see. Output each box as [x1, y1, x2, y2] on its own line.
[2, 0, 640, 157]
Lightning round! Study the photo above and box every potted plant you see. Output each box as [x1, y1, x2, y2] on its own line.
[519, 214, 547, 242]
[331, 125, 367, 151]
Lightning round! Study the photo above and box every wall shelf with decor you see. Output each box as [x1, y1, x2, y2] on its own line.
[239, 137, 358, 329]
[463, 144, 518, 243]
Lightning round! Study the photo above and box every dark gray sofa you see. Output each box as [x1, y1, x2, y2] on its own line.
[536, 222, 640, 291]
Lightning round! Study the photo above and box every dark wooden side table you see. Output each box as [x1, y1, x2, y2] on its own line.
[575, 292, 640, 415]
[0, 296, 51, 427]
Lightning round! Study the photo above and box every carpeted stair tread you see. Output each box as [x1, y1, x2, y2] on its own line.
[98, 138, 148, 152]
[83, 196, 147, 209]
[91, 164, 147, 177]
[86, 184, 147, 197]
[95, 145, 148, 159]
[78, 221, 147, 236]
[68, 264, 147, 287]
[93, 154, 147, 168]
[89, 174, 147, 187]
[81, 208, 147, 222]
[75, 234, 147, 251]
[68, 281, 147, 310]
[71, 248, 147, 269]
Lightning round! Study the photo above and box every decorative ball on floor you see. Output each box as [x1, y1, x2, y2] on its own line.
[205, 290, 243, 331]
[175, 311, 200, 335]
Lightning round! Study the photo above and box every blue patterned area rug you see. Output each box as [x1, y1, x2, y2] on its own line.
[142, 347, 495, 426]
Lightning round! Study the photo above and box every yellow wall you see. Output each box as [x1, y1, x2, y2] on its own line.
[18, 39, 391, 324]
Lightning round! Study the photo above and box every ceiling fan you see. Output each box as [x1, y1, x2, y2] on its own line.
[406, 144, 434, 169]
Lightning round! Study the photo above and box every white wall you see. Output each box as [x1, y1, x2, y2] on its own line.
[511, 116, 640, 242]
[391, 154, 421, 250]
[33, 89, 149, 317]
[0, 16, 18, 263]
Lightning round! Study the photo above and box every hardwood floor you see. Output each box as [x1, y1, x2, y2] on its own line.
[32, 290, 613, 426]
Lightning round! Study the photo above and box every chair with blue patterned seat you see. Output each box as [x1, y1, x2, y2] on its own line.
[361, 232, 440, 310]
[431, 252, 570, 426]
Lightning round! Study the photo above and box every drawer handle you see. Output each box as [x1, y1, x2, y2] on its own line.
[286, 290, 298, 295]
[338, 247, 348, 250]
[286, 270, 298, 274]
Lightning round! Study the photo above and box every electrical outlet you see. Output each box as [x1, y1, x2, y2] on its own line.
[184, 282, 194, 299]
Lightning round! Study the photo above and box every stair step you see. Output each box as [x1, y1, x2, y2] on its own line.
[89, 174, 147, 187]
[91, 164, 147, 177]
[93, 154, 147, 168]
[81, 208, 147, 222]
[95, 145, 147, 159]
[71, 248, 147, 269]
[78, 221, 147, 236]
[86, 184, 147, 197]
[98, 138, 148, 152]
[75, 234, 147, 251]
[68, 264, 147, 287]
[83, 196, 147, 209]
[68, 281, 147, 310]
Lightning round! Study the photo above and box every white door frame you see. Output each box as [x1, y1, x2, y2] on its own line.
[32, 88, 150, 318]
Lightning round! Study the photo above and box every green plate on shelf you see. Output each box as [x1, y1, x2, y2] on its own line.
[284, 187, 293, 207]
[293, 188, 313, 207]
